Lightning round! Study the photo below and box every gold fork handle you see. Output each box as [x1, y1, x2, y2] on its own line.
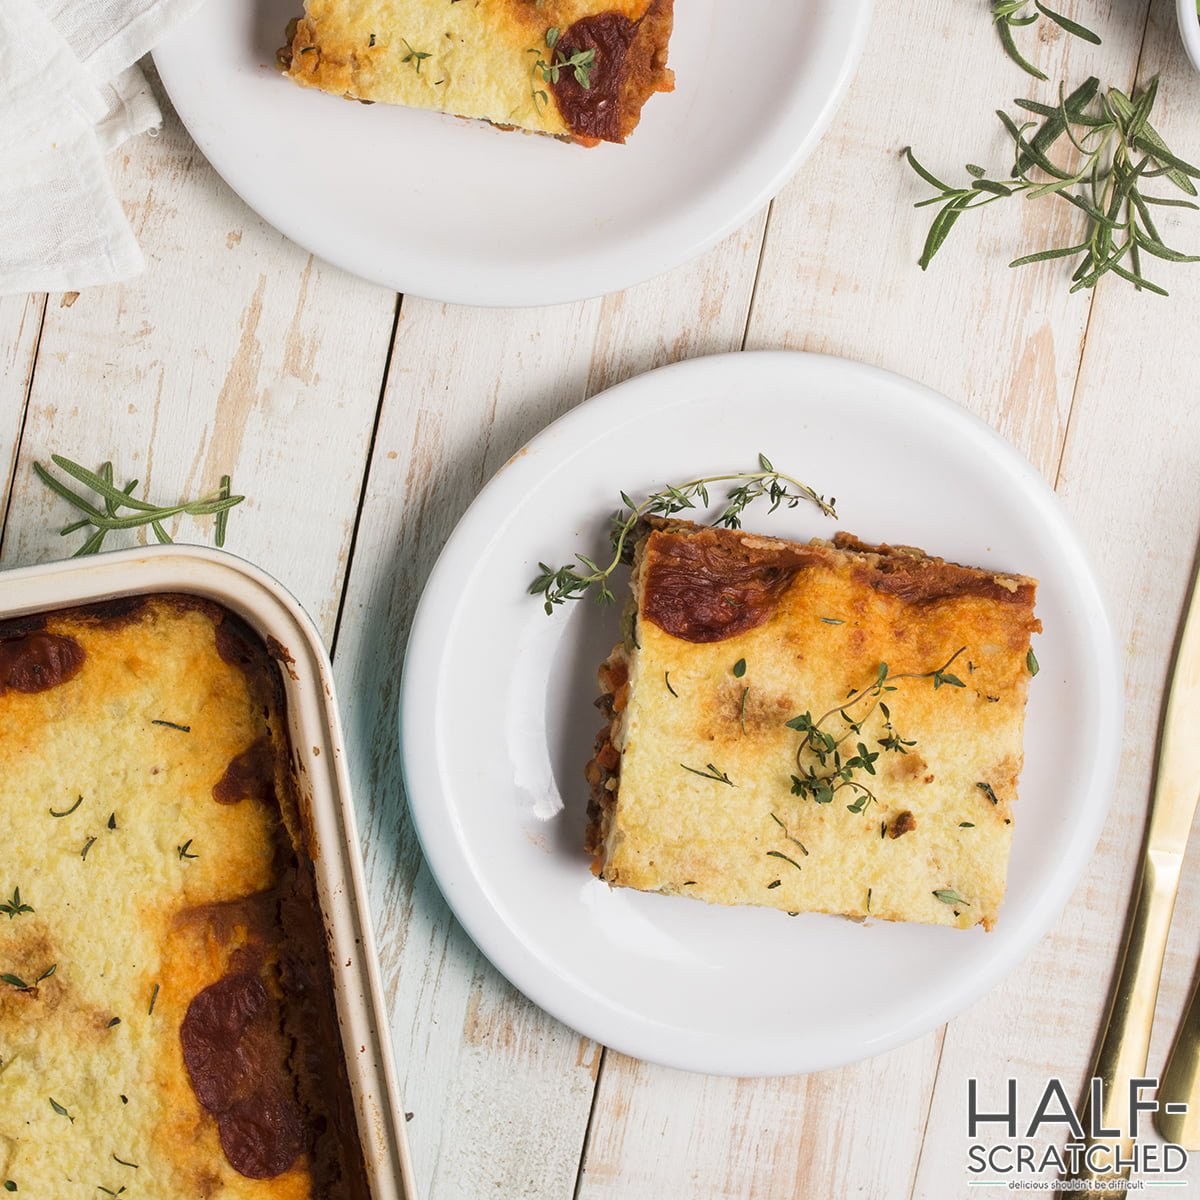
[1062, 850, 1182, 1199]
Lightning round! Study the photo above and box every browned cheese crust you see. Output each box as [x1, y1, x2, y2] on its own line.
[587, 521, 1041, 931]
[0, 595, 369, 1198]
[281, 0, 674, 144]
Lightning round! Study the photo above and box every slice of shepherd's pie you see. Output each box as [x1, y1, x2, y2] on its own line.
[282, 0, 674, 144]
[586, 520, 1041, 931]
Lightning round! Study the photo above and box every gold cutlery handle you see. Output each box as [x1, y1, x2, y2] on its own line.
[1063, 850, 1182, 1199]
[1157, 945, 1200, 1149]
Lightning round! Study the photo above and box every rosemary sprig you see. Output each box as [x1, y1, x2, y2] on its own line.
[787, 650, 966, 814]
[529, 455, 835, 613]
[34, 456, 244, 557]
[991, 2, 1101, 81]
[906, 75, 1200, 295]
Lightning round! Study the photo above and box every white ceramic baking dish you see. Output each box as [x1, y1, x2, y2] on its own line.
[0, 544, 415, 1200]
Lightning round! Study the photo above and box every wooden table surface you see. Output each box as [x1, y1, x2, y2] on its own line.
[3, 3, 1200, 1196]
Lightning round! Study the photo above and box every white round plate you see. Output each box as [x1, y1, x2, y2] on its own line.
[153, 1, 871, 307]
[400, 351, 1121, 1076]
[1177, 0, 1200, 75]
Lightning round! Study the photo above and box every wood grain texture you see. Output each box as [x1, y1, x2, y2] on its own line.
[1, 1, 1198, 1196]
[330, 219, 768, 1200]
[915, 7, 1200, 1194]
[0, 78, 396, 640]
[0, 293, 45, 533]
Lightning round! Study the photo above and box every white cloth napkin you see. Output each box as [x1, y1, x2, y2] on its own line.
[0, 0, 201, 296]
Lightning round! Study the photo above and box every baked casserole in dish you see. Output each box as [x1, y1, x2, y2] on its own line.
[0, 595, 369, 1198]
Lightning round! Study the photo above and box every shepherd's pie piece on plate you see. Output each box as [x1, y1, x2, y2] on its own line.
[282, 0, 675, 144]
[586, 520, 1040, 931]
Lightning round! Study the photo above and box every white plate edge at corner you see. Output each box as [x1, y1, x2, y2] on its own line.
[398, 350, 1124, 1076]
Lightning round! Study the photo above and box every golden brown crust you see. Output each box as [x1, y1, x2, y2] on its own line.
[588, 520, 1041, 931]
[0, 596, 367, 1198]
[282, 0, 674, 144]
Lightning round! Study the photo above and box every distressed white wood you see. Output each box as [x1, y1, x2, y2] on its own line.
[580, 4, 1158, 1198]
[0, 79, 396, 640]
[1, 1, 1199, 1195]
[0, 294, 45, 526]
[914, 5, 1200, 1193]
[331, 217, 769, 1200]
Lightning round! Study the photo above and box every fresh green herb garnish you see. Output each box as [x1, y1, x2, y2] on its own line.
[766, 850, 804, 874]
[49, 794, 83, 818]
[49, 1097, 73, 1121]
[907, 75, 1200, 295]
[977, 781, 1001, 806]
[787, 650, 966, 814]
[528, 26, 596, 108]
[111, 1155, 138, 1170]
[106, 813, 117, 830]
[34, 456, 244, 556]
[4, 965, 57, 992]
[680, 763, 735, 786]
[991, 1, 1100, 81]
[530, 456, 834, 613]
[732, 659, 747, 678]
[81, 836, 97, 861]
[933, 888, 970, 907]
[400, 38, 431, 73]
[151, 719, 191, 732]
[819, 617, 845, 625]
[177, 840, 198, 860]
[106, 1017, 121, 1028]
[767, 880, 781, 889]
[3, 1181, 15, 1192]
[664, 671, 678, 697]
[0, 888, 33, 919]
[1027, 647, 1040, 676]
[960, 822, 976, 828]
[97, 1187, 126, 1197]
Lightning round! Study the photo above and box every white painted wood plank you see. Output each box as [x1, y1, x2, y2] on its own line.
[577, 1039, 941, 1200]
[330, 216, 768, 1200]
[0, 77, 396, 641]
[746, 0, 1139, 479]
[0, 294, 44, 525]
[913, 5, 1200, 1193]
[579, 3, 1155, 1198]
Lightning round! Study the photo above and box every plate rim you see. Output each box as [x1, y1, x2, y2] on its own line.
[399, 349, 1123, 1075]
[152, 2, 873, 307]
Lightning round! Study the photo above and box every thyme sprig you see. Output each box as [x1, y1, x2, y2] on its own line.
[529, 455, 835, 613]
[400, 38, 431, 74]
[787, 649, 966, 814]
[528, 26, 596, 108]
[991, 2, 1100, 81]
[0, 888, 33, 919]
[34, 456, 244, 556]
[906, 75, 1200, 295]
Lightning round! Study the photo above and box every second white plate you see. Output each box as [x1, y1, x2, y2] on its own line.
[400, 351, 1121, 1075]
[153, 1, 871, 306]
